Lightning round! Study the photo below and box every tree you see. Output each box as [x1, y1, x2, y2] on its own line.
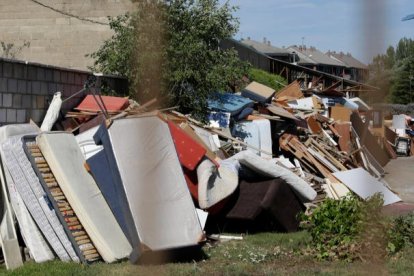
[90, 0, 249, 118]
[369, 37, 414, 104]
[390, 56, 414, 104]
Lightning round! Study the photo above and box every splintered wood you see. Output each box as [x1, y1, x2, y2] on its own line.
[26, 142, 101, 263]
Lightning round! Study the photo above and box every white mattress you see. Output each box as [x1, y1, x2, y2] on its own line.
[37, 132, 131, 263]
[233, 119, 272, 159]
[0, 124, 51, 267]
[107, 116, 203, 251]
[3, 156, 54, 263]
[2, 136, 78, 262]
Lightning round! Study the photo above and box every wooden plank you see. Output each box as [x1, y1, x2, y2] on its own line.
[307, 116, 322, 134]
[275, 80, 303, 100]
[330, 106, 351, 122]
[334, 122, 351, 153]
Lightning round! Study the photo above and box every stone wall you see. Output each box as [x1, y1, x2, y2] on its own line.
[0, 57, 128, 125]
[0, 0, 134, 70]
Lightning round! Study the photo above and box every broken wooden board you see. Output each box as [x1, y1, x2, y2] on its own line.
[383, 138, 397, 159]
[330, 106, 351, 122]
[275, 80, 303, 100]
[266, 105, 299, 121]
[333, 168, 401, 206]
[307, 116, 322, 134]
[351, 112, 390, 167]
[384, 126, 398, 145]
[279, 134, 336, 182]
[334, 122, 351, 153]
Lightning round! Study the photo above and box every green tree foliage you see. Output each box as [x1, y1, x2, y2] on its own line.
[390, 56, 414, 104]
[248, 68, 287, 91]
[369, 37, 414, 104]
[89, 0, 249, 117]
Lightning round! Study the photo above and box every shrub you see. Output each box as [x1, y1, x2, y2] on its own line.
[248, 68, 287, 91]
[388, 213, 414, 254]
[301, 194, 385, 261]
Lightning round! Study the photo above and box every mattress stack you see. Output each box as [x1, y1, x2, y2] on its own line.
[0, 125, 132, 267]
[24, 138, 100, 263]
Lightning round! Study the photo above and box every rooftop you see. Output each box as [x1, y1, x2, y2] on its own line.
[240, 38, 291, 56]
[289, 45, 345, 67]
[327, 51, 368, 69]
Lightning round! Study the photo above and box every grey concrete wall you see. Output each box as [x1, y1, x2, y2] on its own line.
[0, 58, 128, 125]
[0, 0, 134, 70]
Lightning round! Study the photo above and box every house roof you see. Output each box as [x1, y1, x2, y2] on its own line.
[240, 38, 291, 56]
[327, 51, 368, 70]
[289, 46, 345, 67]
[286, 47, 317, 65]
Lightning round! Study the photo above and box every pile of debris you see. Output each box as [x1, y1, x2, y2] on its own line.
[0, 78, 406, 269]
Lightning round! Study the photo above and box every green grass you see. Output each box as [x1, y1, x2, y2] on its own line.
[0, 231, 413, 275]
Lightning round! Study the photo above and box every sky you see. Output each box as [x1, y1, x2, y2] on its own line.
[219, 0, 414, 64]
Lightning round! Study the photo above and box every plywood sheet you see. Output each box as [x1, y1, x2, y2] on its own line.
[267, 105, 298, 121]
[307, 116, 322, 134]
[241, 81, 275, 103]
[330, 106, 351, 122]
[275, 81, 303, 100]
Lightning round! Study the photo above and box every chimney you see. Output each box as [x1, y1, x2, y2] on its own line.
[263, 37, 267, 44]
[247, 36, 251, 40]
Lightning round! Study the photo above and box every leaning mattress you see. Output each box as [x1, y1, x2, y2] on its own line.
[232, 119, 273, 159]
[0, 124, 54, 264]
[37, 132, 131, 263]
[2, 136, 78, 262]
[94, 116, 203, 255]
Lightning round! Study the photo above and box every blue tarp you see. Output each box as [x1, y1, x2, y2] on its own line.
[207, 92, 254, 116]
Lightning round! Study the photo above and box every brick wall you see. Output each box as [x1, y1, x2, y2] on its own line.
[0, 0, 134, 70]
[0, 58, 128, 125]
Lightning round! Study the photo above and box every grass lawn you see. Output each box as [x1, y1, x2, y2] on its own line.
[1, 231, 413, 275]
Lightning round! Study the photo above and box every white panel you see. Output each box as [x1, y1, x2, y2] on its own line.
[333, 168, 401, 206]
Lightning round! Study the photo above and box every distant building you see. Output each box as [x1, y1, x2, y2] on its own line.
[240, 38, 298, 63]
[287, 46, 345, 77]
[327, 51, 368, 83]
[239, 39, 367, 83]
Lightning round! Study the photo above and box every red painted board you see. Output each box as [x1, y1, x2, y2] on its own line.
[168, 121, 206, 171]
[75, 95, 129, 112]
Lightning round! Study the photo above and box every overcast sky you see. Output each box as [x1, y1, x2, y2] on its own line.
[220, 0, 414, 64]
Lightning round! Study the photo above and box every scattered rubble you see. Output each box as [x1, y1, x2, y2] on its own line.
[0, 75, 412, 269]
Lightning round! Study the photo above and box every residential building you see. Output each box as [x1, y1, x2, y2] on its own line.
[287, 45, 346, 77]
[240, 38, 298, 63]
[327, 51, 369, 82]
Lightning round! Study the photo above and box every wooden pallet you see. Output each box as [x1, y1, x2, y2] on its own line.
[24, 140, 101, 263]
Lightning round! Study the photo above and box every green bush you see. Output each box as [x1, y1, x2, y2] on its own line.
[247, 68, 287, 91]
[388, 214, 414, 254]
[301, 194, 385, 261]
